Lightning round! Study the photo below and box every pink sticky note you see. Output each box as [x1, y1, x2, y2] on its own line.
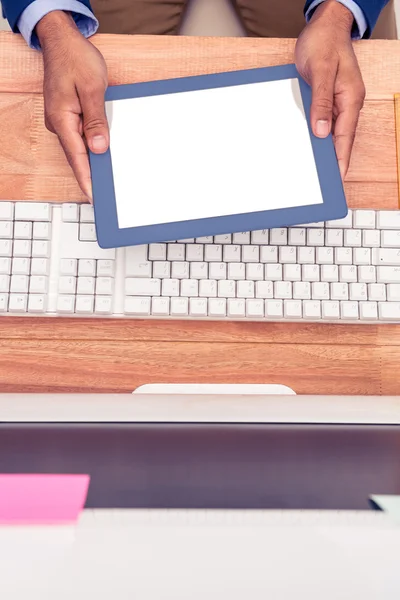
[0, 474, 90, 525]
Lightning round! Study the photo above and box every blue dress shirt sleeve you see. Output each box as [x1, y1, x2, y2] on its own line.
[17, 0, 98, 50]
[305, 0, 368, 39]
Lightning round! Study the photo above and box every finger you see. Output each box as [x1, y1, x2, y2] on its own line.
[310, 61, 337, 138]
[333, 102, 361, 180]
[79, 81, 109, 155]
[55, 112, 94, 202]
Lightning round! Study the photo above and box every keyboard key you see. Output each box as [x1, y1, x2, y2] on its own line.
[33, 222, 51, 240]
[246, 263, 264, 281]
[380, 230, 400, 248]
[288, 228, 306, 246]
[378, 301, 400, 321]
[298, 247, 315, 264]
[0, 257, 11, 274]
[377, 266, 400, 284]
[344, 229, 362, 247]
[279, 246, 297, 264]
[353, 210, 376, 229]
[363, 230, 380, 248]
[232, 232, 250, 244]
[0, 202, 13, 221]
[353, 248, 371, 265]
[255, 281, 273, 299]
[79, 223, 97, 242]
[214, 234, 231, 244]
[96, 277, 114, 296]
[358, 266, 376, 283]
[162, 279, 179, 297]
[228, 263, 246, 280]
[190, 262, 208, 279]
[75, 295, 94, 314]
[151, 297, 170, 316]
[303, 300, 321, 320]
[14, 222, 32, 239]
[265, 264, 282, 281]
[0, 274, 10, 293]
[8, 294, 28, 312]
[171, 297, 189, 316]
[372, 248, 400, 266]
[97, 260, 115, 277]
[10, 275, 29, 293]
[326, 210, 353, 228]
[126, 259, 152, 278]
[260, 246, 278, 263]
[349, 283, 367, 301]
[29, 276, 48, 294]
[270, 228, 287, 245]
[340, 301, 359, 320]
[387, 284, 400, 302]
[237, 280, 255, 298]
[218, 280, 236, 298]
[57, 295, 75, 314]
[125, 278, 161, 296]
[199, 280, 217, 297]
[32, 240, 50, 258]
[149, 243, 167, 261]
[335, 247, 353, 265]
[316, 247, 334, 264]
[62, 203, 79, 222]
[0, 294, 8, 312]
[307, 229, 324, 246]
[284, 300, 302, 319]
[78, 259, 96, 277]
[250, 230, 268, 244]
[242, 245, 260, 263]
[227, 299, 245, 318]
[204, 244, 223, 262]
[283, 264, 301, 282]
[321, 265, 338, 282]
[339, 265, 358, 283]
[195, 236, 213, 244]
[360, 302, 378, 321]
[293, 281, 311, 300]
[368, 283, 386, 301]
[274, 281, 292, 299]
[15, 202, 51, 221]
[12, 257, 30, 275]
[59, 276, 77, 294]
[95, 296, 113, 315]
[376, 211, 400, 229]
[189, 298, 208, 317]
[209, 298, 227, 317]
[302, 265, 320, 282]
[60, 259, 78, 277]
[265, 299, 283, 318]
[246, 299, 264, 318]
[124, 296, 151, 316]
[322, 300, 340, 320]
[325, 229, 343, 247]
[331, 283, 349, 300]
[171, 262, 189, 279]
[80, 204, 95, 223]
[13, 240, 31, 258]
[0, 221, 13, 238]
[153, 261, 171, 279]
[312, 282, 329, 300]
[185, 244, 204, 262]
[223, 245, 240, 262]
[167, 243, 185, 261]
[181, 279, 199, 297]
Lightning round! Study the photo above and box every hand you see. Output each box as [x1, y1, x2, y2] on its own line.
[295, 0, 365, 179]
[37, 11, 109, 201]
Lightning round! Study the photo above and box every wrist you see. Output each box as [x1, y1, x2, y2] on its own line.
[312, 0, 354, 33]
[36, 11, 78, 49]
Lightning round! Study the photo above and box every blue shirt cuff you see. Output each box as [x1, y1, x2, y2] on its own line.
[17, 0, 99, 50]
[306, 0, 368, 40]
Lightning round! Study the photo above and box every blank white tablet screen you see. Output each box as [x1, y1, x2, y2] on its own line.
[106, 78, 323, 230]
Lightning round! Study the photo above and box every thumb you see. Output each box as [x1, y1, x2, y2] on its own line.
[79, 82, 109, 154]
[310, 62, 336, 138]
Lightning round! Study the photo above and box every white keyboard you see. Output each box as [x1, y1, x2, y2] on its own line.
[1, 201, 400, 322]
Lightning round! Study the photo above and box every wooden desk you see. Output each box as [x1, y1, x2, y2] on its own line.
[0, 32, 399, 395]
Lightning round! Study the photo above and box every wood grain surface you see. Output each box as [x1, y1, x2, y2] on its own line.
[0, 33, 399, 395]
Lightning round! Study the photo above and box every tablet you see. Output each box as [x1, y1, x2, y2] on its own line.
[90, 64, 347, 249]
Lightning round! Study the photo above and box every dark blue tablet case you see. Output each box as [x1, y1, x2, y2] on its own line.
[89, 64, 347, 249]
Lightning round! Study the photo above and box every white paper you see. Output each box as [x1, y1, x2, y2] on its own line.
[106, 78, 323, 230]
